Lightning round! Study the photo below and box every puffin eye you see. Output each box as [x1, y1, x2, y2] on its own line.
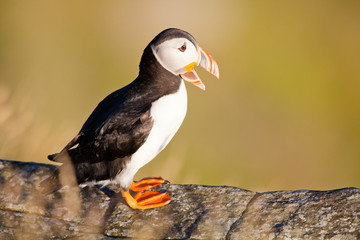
[178, 43, 187, 52]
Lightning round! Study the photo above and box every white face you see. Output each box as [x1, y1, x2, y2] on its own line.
[151, 38, 199, 75]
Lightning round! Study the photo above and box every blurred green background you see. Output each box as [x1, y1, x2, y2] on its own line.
[0, 1, 359, 191]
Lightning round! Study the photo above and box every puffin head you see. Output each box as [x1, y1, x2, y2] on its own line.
[150, 28, 219, 90]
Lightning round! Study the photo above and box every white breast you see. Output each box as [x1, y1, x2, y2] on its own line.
[115, 80, 188, 189]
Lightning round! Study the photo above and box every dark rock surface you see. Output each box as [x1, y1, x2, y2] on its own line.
[0, 159, 359, 239]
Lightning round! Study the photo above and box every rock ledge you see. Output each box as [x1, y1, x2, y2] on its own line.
[0, 159, 359, 239]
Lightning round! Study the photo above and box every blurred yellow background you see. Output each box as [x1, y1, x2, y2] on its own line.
[0, 1, 359, 191]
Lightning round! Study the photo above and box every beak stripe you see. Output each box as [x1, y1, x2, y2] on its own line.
[192, 80, 206, 90]
[209, 53, 213, 73]
[199, 48, 219, 79]
[209, 55, 212, 73]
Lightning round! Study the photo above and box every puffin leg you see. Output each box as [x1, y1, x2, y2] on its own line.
[121, 190, 171, 209]
[130, 176, 169, 192]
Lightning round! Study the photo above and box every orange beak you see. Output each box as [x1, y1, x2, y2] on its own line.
[181, 47, 219, 90]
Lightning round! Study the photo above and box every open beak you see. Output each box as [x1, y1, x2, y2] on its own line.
[180, 47, 219, 90]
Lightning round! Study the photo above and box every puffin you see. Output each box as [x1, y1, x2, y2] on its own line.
[47, 28, 219, 209]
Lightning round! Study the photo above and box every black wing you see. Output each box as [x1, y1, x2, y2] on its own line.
[49, 79, 154, 164]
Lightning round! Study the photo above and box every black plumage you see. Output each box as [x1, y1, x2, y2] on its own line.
[48, 29, 192, 186]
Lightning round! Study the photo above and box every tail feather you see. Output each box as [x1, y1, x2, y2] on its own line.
[47, 153, 58, 161]
[48, 148, 77, 163]
[47, 133, 82, 162]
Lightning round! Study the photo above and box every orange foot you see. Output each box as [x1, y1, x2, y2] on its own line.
[121, 177, 171, 209]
